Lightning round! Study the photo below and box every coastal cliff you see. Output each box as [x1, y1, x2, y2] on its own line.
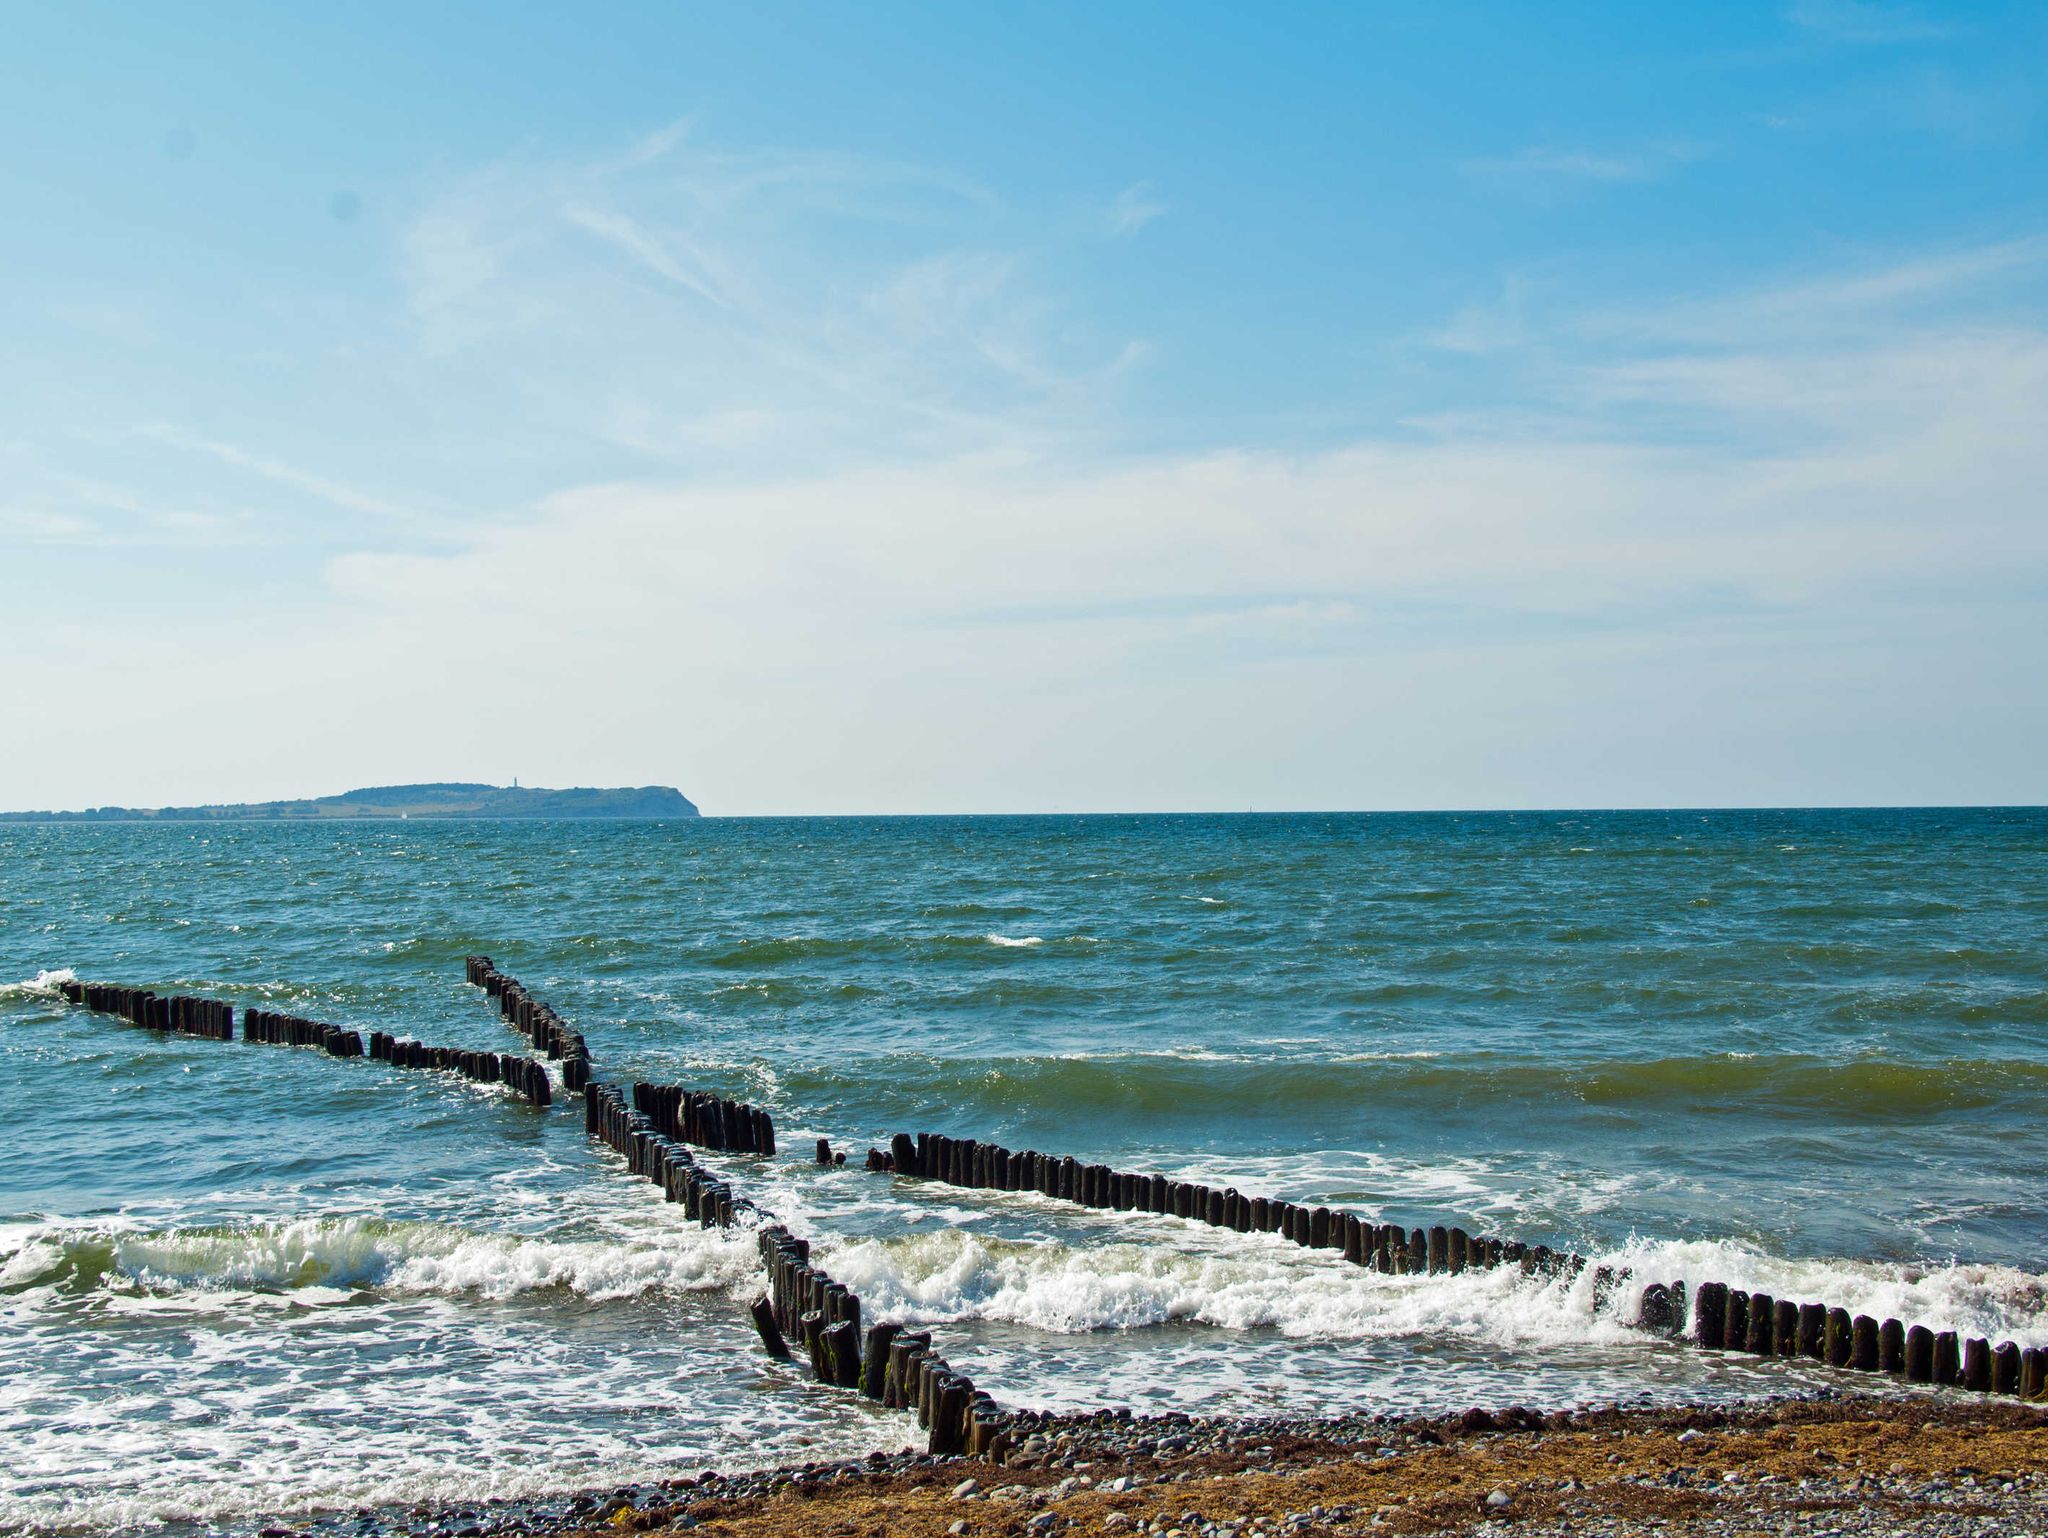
[0, 783, 701, 821]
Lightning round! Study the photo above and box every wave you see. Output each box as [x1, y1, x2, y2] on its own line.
[0, 1215, 757, 1303]
[986, 934, 1044, 948]
[814, 1226, 2048, 1347]
[0, 967, 75, 1002]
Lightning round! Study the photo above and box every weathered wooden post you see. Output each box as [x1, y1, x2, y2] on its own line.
[1878, 1318, 1905, 1374]
[1962, 1337, 1992, 1392]
[824, 1320, 861, 1387]
[1933, 1331, 1960, 1385]
[1746, 1292, 1774, 1354]
[860, 1323, 901, 1399]
[2021, 1346, 2048, 1400]
[1725, 1289, 1749, 1354]
[1797, 1303, 1826, 1359]
[1904, 1325, 1935, 1382]
[1694, 1282, 1729, 1348]
[749, 1296, 790, 1359]
[1994, 1341, 2021, 1395]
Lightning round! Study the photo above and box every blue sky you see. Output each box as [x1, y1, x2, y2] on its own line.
[3, 1, 2044, 812]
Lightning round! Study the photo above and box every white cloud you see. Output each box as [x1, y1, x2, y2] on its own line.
[1789, 0, 1951, 45]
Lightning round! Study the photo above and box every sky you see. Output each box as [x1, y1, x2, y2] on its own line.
[2, 1, 2044, 815]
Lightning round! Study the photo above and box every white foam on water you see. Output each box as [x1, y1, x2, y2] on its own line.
[1602, 1234, 2048, 1346]
[0, 1213, 761, 1304]
[820, 1224, 1646, 1346]
[807, 1201, 2048, 1356]
[985, 934, 1044, 947]
[0, 967, 76, 1002]
[0, 1286, 909, 1534]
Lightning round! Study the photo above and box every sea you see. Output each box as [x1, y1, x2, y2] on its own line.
[3, 809, 2046, 1533]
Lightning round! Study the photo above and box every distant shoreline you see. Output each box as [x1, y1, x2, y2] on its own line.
[0, 781, 700, 822]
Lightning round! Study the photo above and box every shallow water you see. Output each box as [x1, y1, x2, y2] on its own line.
[3, 809, 2046, 1532]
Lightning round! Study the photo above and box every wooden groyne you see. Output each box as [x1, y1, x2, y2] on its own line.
[871, 1127, 2048, 1404]
[1689, 1281, 2048, 1399]
[465, 957, 592, 1092]
[244, 1007, 364, 1057]
[58, 980, 234, 1039]
[581, 1078, 994, 1451]
[872, 1130, 1582, 1280]
[367, 1032, 553, 1106]
[59, 979, 552, 1105]
[583, 1082, 756, 1228]
[632, 1081, 777, 1156]
[757, 1224, 1004, 1457]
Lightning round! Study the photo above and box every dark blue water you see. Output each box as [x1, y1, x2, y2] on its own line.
[4, 810, 2046, 1531]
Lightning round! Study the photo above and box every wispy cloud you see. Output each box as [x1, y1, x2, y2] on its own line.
[394, 128, 1143, 470]
[560, 203, 734, 309]
[134, 424, 428, 526]
[1108, 182, 1166, 236]
[1788, 0, 1951, 45]
[1465, 139, 1710, 186]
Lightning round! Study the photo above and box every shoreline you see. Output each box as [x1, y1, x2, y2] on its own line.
[252, 1392, 2048, 1538]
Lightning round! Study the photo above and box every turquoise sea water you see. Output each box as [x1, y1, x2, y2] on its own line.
[4, 809, 2047, 1531]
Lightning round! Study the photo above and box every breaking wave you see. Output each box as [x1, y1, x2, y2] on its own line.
[0, 1215, 758, 1302]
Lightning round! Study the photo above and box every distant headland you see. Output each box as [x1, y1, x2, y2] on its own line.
[0, 782, 701, 821]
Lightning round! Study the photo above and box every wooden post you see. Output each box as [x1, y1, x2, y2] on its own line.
[1721, 1288, 1748, 1353]
[1823, 1307, 1852, 1367]
[1851, 1315, 1879, 1372]
[1904, 1325, 1934, 1382]
[1694, 1282, 1729, 1348]
[1933, 1331, 1960, 1385]
[860, 1323, 900, 1399]
[1746, 1292, 1774, 1354]
[1875, 1317, 1903, 1374]
[1994, 1341, 2021, 1395]
[2021, 1346, 2048, 1401]
[749, 1296, 790, 1359]
[1773, 1299, 1799, 1357]
[824, 1320, 860, 1388]
[1963, 1336, 1992, 1391]
[1797, 1303, 1826, 1359]
[930, 1379, 969, 1456]
[1638, 1283, 1676, 1335]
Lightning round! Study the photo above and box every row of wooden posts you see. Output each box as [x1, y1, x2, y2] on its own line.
[61, 978, 560, 1106]
[1690, 1280, 2048, 1399]
[872, 1128, 2047, 1405]
[632, 1080, 778, 1157]
[367, 1031, 552, 1106]
[580, 1079, 993, 1451]
[243, 1007, 364, 1057]
[466, 957, 593, 1093]
[583, 1082, 759, 1230]
[58, 980, 234, 1040]
[873, 1130, 1583, 1279]
[753, 1226, 1004, 1457]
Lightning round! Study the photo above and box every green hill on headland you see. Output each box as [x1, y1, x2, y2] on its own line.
[0, 783, 701, 821]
